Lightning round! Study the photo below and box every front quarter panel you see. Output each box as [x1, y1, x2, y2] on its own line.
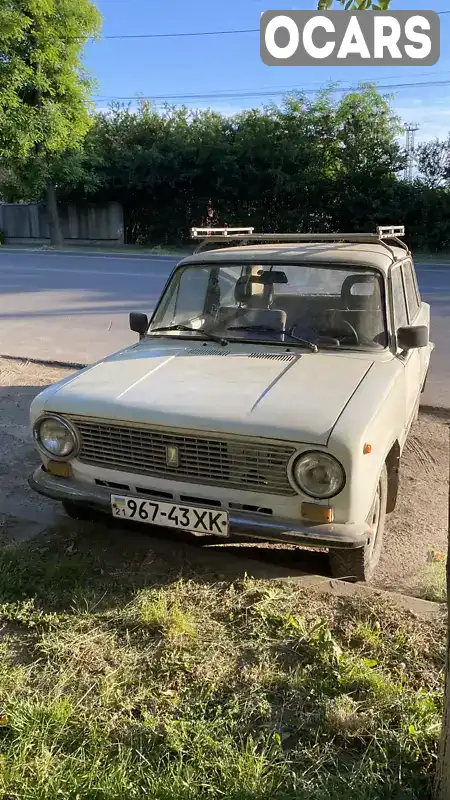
[28, 344, 141, 427]
[328, 357, 405, 524]
[29, 372, 86, 426]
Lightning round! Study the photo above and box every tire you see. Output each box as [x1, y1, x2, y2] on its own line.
[62, 500, 98, 522]
[329, 465, 387, 583]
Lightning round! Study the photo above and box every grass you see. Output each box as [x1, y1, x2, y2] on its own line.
[0, 524, 446, 800]
[419, 548, 447, 603]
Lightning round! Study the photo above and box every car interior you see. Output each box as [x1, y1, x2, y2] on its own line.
[216, 268, 387, 347]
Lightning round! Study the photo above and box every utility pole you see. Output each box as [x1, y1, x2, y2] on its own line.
[404, 123, 419, 182]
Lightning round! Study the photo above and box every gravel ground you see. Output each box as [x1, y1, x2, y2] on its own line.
[0, 356, 447, 595]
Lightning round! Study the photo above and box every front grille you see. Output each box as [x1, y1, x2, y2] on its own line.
[69, 416, 295, 496]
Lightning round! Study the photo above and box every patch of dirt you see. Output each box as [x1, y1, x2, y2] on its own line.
[377, 410, 449, 595]
[0, 357, 73, 529]
[0, 356, 447, 596]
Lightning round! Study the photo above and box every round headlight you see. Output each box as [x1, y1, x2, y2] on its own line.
[293, 451, 345, 499]
[35, 416, 76, 458]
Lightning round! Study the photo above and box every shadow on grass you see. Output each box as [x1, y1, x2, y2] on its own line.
[0, 514, 331, 613]
[0, 519, 444, 800]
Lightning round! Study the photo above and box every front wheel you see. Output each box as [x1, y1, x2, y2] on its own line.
[62, 500, 99, 522]
[329, 465, 387, 583]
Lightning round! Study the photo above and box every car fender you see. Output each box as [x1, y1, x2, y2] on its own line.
[327, 357, 405, 524]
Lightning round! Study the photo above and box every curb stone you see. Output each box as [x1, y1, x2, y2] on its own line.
[0, 354, 87, 371]
[0, 246, 186, 260]
[275, 573, 445, 618]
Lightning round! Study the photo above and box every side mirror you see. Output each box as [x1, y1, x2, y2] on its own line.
[129, 312, 148, 337]
[397, 325, 429, 351]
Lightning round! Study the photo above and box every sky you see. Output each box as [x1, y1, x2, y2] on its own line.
[84, 0, 450, 143]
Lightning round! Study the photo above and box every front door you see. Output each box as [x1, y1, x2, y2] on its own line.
[390, 263, 422, 431]
[402, 259, 431, 388]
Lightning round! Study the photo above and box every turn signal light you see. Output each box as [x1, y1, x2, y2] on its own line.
[301, 503, 334, 523]
[46, 461, 73, 478]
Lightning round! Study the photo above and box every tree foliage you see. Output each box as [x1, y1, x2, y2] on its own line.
[0, 0, 101, 160]
[415, 138, 450, 189]
[317, 0, 390, 10]
[51, 85, 421, 245]
[2, 72, 450, 252]
[0, 0, 101, 241]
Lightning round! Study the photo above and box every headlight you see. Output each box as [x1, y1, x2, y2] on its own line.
[293, 451, 345, 499]
[34, 416, 76, 459]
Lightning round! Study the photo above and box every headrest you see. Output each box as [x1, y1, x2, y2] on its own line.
[234, 275, 274, 308]
[341, 275, 378, 308]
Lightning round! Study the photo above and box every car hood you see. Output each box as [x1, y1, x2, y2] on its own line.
[37, 341, 374, 445]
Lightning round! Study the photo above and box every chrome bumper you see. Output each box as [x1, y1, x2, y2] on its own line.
[28, 467, 370, 550]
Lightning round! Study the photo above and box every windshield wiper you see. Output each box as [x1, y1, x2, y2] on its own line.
[283, 331, 319, 353]
[150, 324, 228, 346]
[227, 325, 318, 353]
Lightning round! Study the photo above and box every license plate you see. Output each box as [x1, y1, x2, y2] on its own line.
[111, 494, 229, 536]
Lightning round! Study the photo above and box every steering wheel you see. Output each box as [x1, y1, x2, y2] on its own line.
[290, 319, 360, 346]
[339, 318, 360, 346]
[300, 317, 360, 347]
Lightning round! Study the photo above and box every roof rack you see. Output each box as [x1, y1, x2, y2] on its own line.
[191, 227, 254, 237]
[191, 225, 409, 258]
[377, 225, 405, 238]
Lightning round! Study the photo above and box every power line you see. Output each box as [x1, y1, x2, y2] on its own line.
[93, 69, 450, 100]
[96, 9, 450, 40]
[94, 76, 450, 103]
[101, 28, 259, 40]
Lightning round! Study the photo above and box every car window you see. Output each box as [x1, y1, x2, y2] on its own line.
[154, 267, 213, 323]
[391, 266, 408, 329]
[149, 262, 387, 351]
[402, 261, 420, 321]
[275, 266, 348, 296]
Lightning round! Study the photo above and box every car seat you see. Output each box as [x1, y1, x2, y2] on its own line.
[234, 274, 275, 309]
[322, 275, 386, 346]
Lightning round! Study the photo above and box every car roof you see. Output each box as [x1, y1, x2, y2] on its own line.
[178, 242, 408, 275]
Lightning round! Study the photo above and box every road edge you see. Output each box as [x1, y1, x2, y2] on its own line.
[0, 353, 87, 370]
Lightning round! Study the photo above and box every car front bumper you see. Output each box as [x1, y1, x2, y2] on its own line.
[29, 466, 370, 550]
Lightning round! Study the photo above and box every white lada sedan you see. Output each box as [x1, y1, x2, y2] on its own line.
[28, 226, 433, 582]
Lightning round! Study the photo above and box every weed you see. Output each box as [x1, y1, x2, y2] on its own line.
[420, 548, 447, 602]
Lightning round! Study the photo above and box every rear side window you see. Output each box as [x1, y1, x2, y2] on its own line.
[391, 266, 408, 329]
[402, 261, 420, 321]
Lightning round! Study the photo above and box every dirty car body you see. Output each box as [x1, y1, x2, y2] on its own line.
[28, 227, 433, 581]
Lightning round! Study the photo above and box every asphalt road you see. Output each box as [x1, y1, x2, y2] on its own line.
[0, 249, 447, 407]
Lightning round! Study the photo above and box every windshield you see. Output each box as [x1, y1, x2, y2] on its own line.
[148, 262, 387, 350]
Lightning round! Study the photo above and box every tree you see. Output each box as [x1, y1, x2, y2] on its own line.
[416, 138, 450, 189]
[51, 86, 407, 244]
[317, 0, 390, 9]
[0, 0, 101, 245]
